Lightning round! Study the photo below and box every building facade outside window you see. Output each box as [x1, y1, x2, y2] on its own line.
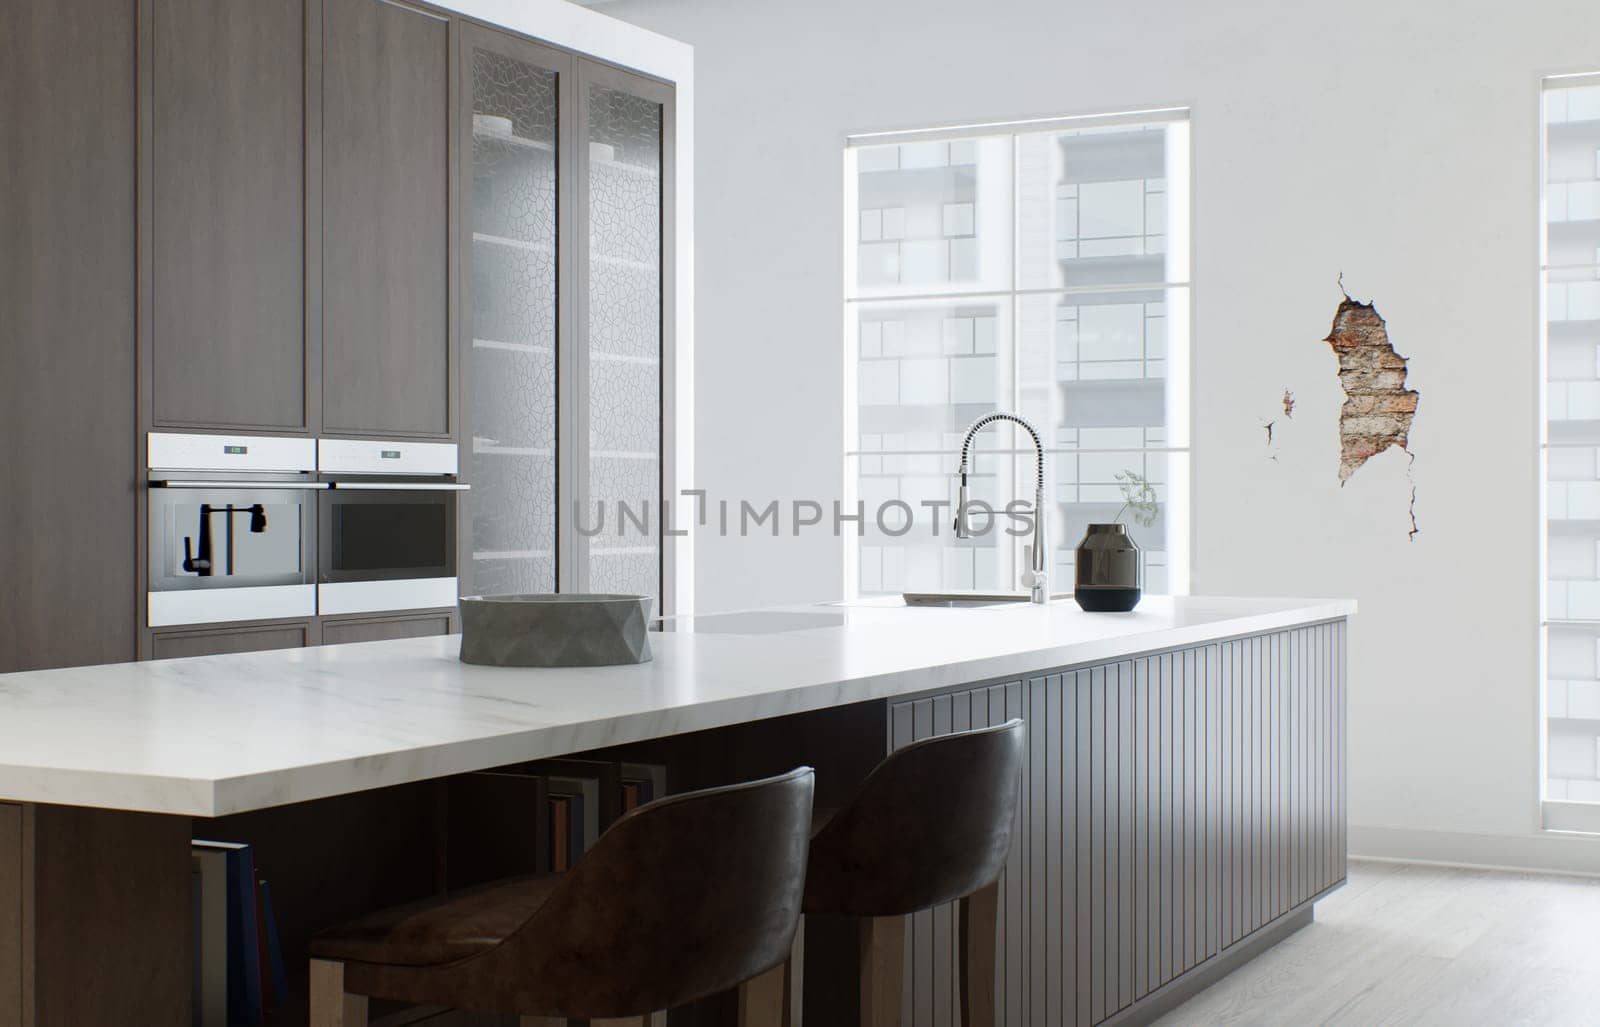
[1542, 75, 1600, 825]
[843, 110, 1191, 600]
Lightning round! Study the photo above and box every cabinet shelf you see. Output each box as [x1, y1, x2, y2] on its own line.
[472, 439, 553, 457]
[592, 350, 658, 365]
[473, 337, 552, 356]
[473, 549, 554, 561]
[473, 126, 554, 153]
[591, 156, 656, 180]
[592, 253, 655, 272]
[473, 231, 552, 254]
[591, 450, 656, 460]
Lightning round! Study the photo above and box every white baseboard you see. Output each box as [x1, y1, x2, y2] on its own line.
[1350, 823, 1600, 877]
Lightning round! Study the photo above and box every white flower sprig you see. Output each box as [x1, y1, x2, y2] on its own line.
[1113, 470, 1159, 529]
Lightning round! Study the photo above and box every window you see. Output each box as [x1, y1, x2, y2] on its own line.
[1542, 74, 1600, 824]
[843, 111, 1191, 599]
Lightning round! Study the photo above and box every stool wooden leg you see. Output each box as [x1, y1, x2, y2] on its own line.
[959, 881, 999, 1027]
[738, 961, 786, 1027]
[310, 959, 369, 1027]
[859, 914, 905, 1027]
[737, 914, 804, 1027]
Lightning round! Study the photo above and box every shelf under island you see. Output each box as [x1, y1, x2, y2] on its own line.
[0, 594, 1353, 1026]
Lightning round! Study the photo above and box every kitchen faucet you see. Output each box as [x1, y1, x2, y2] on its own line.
[182, 503, 267, 577]
[953, 411, 1049, 604]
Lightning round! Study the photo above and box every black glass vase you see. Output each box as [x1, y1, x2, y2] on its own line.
[1073, 523, 1142, 612]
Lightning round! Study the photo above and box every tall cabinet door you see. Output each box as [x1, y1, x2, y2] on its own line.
[1, 0, 136, 672]
[150, 0, 308, 432]
[323, 0, 453, 439]
[459, 26, 571, 597]
[570, 61, 672, 608]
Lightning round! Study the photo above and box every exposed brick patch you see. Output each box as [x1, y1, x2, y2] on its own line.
[1323, 293, 1418, 483]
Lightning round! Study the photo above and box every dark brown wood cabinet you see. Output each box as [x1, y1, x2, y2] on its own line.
[0, 0, 137, 674]
[150, 622, 312, 659]
[149, 615, 451, 659]
[140, 0, 456, 444]
[0, 803, 191, 1027]
[5, 0, 672, 677]
[150, 0, 310, 432]
[322, 0, 453, 439]
[0, 804, 18, 1023]
[322, 611, 456, 644]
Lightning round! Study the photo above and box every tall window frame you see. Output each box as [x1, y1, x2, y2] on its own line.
[1541, 73, 1600, 830]
[842, 109, 1192, 600]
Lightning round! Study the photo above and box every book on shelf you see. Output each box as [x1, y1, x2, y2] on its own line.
[528, 758, 621, 827]
[258, 879, 289, 1010]
[547, 775, 600, 854]
[191, 847, 229, 1027]
[191, 840, 262, 1026]
[548, 795, 573, 872]
[254, 874, 271, 1016]
[621, 762, 666, 812]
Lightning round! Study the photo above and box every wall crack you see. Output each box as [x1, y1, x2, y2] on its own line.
[1323, 279, 1420, 536]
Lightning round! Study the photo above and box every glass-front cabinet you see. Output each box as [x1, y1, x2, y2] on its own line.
[576, 66, 669, 600]
[461, 26, 671, 610]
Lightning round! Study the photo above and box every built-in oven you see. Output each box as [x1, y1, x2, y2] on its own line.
[316, 438, 466, 615]
[147, 433, 322, 627]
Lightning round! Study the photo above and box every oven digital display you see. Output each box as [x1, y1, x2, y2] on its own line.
[334, 504, 448, 572]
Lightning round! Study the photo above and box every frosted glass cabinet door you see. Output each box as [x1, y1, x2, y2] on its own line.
[461, 28, 567, 597]
[573, 62, 670, 606]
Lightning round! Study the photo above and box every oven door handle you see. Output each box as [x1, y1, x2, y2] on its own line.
[150, 480, 332, 489]
[328, 482, 471, 491]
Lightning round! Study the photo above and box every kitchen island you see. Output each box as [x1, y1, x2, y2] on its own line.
[0, 595, 1352, 1025]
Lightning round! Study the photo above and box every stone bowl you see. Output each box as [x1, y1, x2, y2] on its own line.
[458, 594, 653, 668]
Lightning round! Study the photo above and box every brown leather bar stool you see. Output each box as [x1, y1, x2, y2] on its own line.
[800, 719, 1025, 1027]
[307, 767, 815, 1027]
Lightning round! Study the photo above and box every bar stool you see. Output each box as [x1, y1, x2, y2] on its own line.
[307, 767, 815, 1027]
[801, 719, 1025, 1027]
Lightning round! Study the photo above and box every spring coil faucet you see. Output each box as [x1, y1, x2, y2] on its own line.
[953, 411, 1049, 604]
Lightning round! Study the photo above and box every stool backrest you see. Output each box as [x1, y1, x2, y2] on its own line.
[487, 766, 815, 1018]
[805, 718, 1024, 917]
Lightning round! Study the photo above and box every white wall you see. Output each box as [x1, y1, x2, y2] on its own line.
[606, 0, 1600, 867]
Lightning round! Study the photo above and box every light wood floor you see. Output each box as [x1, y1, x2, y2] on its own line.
[1155, 858, 1600, 1026]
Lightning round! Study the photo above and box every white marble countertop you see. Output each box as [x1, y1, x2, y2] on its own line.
[0, 595, 1354, 817]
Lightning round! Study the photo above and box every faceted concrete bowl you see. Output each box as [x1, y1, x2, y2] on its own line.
[459, 594, 654, 668]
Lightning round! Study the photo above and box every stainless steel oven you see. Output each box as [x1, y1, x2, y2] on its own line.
[318, 484, 462, 614]
[316, 438, 466, 615]
[147, 433, 322, 627]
